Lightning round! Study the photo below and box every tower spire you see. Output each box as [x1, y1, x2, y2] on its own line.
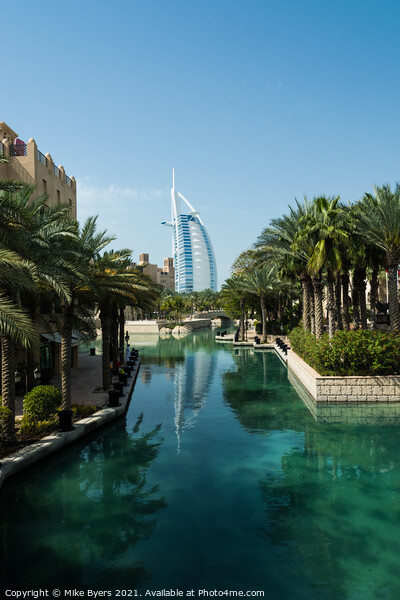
[172, 168, 175, 190]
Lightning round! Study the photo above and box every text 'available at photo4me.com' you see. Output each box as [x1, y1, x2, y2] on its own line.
[4, 589, 266, 598]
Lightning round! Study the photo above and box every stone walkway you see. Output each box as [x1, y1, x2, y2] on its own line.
[15, 354, 109, 417]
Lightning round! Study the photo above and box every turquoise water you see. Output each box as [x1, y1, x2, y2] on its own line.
[1, 330, 400, 598]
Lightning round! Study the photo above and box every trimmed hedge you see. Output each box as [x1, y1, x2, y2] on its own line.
[289, 327, 400, 376]
[23, 385, 62, 424]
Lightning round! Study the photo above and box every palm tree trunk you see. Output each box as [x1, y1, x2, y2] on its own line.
[369, 267, 379, 329]
[100, 304, 112, 390]
[358, 269, 368, 330]
[341, 272, 350, 331]
[260, 293, 267, 343]
[387, 262, 400, 331]
[313, 273, 324, 338]
[352, 270, 360, 330]
[240, 296, 245, 341]
[1, 337, 16, 444]
[335, 273, 342, 330]
[60, 303, 73, 411]
[326, 269, 335, 338]
[111, 305, 119, 365]
[300, 273, 311, 331]
[119, 305, 125, 355]
[308, 279, 315, 335]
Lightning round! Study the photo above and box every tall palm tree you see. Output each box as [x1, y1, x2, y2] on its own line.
[220, 275, 247, 340]
[356, 185, 400, 331]
[256, 198, 315, 333]
[241, 264, 284, 342]
[90, 249, 154, 390]
[297, 196, 348, 338]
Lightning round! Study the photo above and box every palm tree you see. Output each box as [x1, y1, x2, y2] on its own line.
[256, 198, 315, 333]
[221, 275, 247, 340]
[356, 185, 400, 331]
[90, 249, 154, 390]
[241, 264, 284, 342]
[297, 196, 348, 337]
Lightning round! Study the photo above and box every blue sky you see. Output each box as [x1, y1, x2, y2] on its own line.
[3, 0, 400, 286]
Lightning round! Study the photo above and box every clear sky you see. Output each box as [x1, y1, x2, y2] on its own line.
[3, 0, 400, 286]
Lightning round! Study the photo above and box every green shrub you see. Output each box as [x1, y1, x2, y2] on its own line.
[71, 403, 98, 418]
[289, 327, 400, 376]
[23, 385, 62, 424]
[20, 415, 58, 438]
[253, 320, 262, 334]
[0, 405, 12, 436]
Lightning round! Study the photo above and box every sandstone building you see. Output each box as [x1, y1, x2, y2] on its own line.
[0, 121, 77, 219]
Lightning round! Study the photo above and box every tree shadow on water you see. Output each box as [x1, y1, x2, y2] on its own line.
[0, 414, 166, 592]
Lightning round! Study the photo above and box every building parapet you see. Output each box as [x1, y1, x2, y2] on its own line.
[0, 129, 76, 219]
[2, 138, 75, 189]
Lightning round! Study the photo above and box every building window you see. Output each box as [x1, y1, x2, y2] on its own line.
[57, 190, 60, 203]
[42, 179, 47, 193]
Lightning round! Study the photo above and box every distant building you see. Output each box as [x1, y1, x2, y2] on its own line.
[162, 170, 217, 292]
[138, 253, 175, 290]
[0, 121, 77, 219]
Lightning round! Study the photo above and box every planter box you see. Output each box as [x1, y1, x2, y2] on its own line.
[287, 349, 400, 403]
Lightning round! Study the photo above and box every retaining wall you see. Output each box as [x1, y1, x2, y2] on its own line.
[287, 349, 400, 403]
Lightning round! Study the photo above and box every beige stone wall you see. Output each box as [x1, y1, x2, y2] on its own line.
[287, 349, 400, 403]
[138, 253, 175, 290]
[0, 124, 76, 219]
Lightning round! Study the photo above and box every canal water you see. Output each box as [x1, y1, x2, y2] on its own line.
[1, 330, 400, 599]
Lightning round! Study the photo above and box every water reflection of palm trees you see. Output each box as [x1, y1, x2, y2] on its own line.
[258, 424, 400, 598]
[223, 347, 400, 596]
[0, 415, 166, 592]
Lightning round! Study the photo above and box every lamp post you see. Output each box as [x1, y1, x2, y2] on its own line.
[15, 361, 41, 393]
[125, 331, 130, 361]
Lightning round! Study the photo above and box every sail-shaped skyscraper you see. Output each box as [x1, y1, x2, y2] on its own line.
[162, 171, 217, 292]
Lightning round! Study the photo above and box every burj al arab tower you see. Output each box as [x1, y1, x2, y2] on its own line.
[162, 171, 217, 292]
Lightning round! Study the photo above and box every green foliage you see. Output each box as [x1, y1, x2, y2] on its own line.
[71, 403, 98, 418]
[0, 405, 12, 436]
[290, 327, 400, 376]
[23, 385, 62, 424]
[19, 416, 58, 438]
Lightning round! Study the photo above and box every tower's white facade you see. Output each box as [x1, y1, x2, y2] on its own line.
[162, 171, 217, 292]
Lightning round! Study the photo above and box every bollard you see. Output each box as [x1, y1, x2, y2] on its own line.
[108, 389, 121, 407]
[119, 373, 128, 386]
[123, 365, 132, 377]
[59, 409, 74, 432]
[90, 347, 96, 356]
[112, 382, 124, 397]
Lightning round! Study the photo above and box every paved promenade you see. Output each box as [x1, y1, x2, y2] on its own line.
[15, 354, 109, 417]
[1, 353, 140, 491]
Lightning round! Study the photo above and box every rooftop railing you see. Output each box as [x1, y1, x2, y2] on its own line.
[6, 140, 74, 187]
[10, 143, 27, 157]
[37, 149, 48, 166]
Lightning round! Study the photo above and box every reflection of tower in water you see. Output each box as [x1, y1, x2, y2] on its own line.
[173, 350, 216, 453]
[140, 366, 152, 383]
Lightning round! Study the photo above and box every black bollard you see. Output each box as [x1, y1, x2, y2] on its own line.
[108, 389, 121, 407]
[59, 409, 74, 432]
[119, 373, 128, 386]
[112, 382, 124, 397]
